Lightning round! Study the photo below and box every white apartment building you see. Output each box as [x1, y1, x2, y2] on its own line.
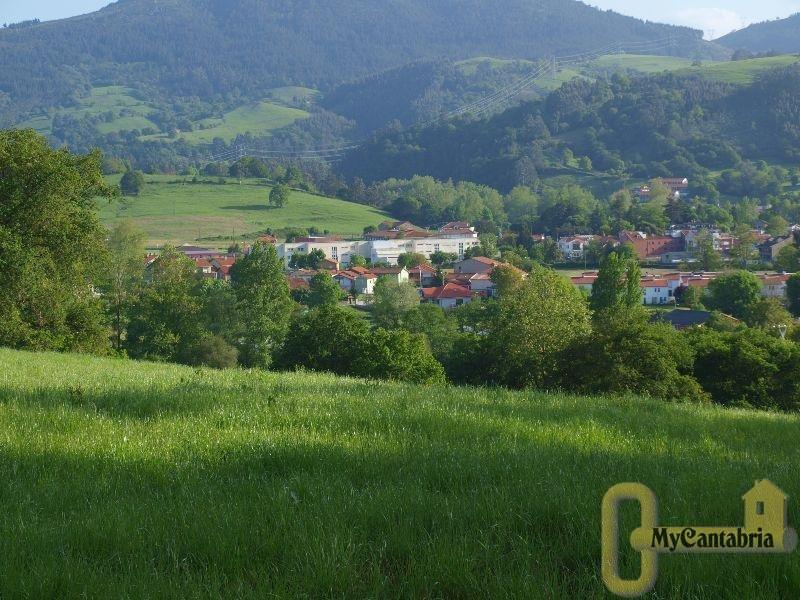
[277, 234, 480, 267]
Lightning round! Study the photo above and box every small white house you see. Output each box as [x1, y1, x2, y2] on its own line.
[642, 279, 670, 305]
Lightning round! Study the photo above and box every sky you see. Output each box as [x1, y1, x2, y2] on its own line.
[590, 0, 800, 38]
[1, 0, 800, 39]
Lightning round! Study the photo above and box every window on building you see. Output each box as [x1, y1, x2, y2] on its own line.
[756, 502, 765, 515]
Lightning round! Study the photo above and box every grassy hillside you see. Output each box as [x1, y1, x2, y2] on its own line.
[680, 55, 800, 84]
[144, 101, 311, 144]
[98, 175, 388, 246]
[589, 53, 696, 73]
[0, 349, 797, 597]
[583, 54, 800, 84]
[19, 86, 312, 145]
[18, 86, 159, 136]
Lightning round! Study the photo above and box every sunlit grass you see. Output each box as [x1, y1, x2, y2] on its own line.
[97, 174, 388, 246]
[0, 349, 797, 597]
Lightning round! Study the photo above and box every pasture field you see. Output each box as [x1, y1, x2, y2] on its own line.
[146, 101, 311, 144]
[0, 349, 797, 597]
[17, 86, 159, 136]
[679, 55, 800, 85]
[98, 175, 389, 247]
[589, 53, 696, 73]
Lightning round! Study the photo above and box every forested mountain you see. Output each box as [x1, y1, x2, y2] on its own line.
[338, 64, 800, 192]
[0, 0, 717, 126]
[718, 14, 800, 54]
[321, 59, 544, 134]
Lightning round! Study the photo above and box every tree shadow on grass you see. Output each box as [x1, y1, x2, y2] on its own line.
[0, 410, 797, 599]
[219, 205, 272, 211]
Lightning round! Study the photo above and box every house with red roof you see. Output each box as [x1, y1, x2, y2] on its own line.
[421, 283, 474, 309]
[760, 274, 792, 298]
[453, 256, 504, 274]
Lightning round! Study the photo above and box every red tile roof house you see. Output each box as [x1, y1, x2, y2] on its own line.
[333, 270, 358, 292]
[570, 275, 598, 295]
[289, 269, 318, 283]
[192, 257, 216, 278]
[408, 263, 439, 287]
[365, 221, 433, 241]
[211, 257, 237, 281]
[453, 256, 504, 274]
[319, 258, 340, 271]
[760, 274, 791, 298]
[619, 231, 684, 261]
[421, 283, 474, 309]
[355, 273, 378, 296]
[287, 276, 309, 291]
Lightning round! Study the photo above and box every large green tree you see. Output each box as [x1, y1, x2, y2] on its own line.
[372, 277, 420, 328]
[589, 252, 642, 315]
[308, 272, 345, 308]
[688, 328, 800, 411]
[483, 267, 590, 388]
[706, 271, 763, 322]
[564, 310, 705, 401]
[230, 242, 294, 368]
[0, 129, 112, 353]
[126, 247, 206, 362]
[120, 170, 146, 196]
[104, 219, 146, 350]
[269, 184, 290, 208]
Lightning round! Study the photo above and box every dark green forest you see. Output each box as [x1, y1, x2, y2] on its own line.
[321, 59, 544, 134]
[0, 0, 715, 125]
[718, 13, 800, 54]
[339, 65, 800, 192]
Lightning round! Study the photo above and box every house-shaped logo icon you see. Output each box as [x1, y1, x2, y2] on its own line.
[743, 479, 791, 533]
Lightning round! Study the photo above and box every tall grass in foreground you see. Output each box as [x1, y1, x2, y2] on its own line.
[0, 349, 797, 598]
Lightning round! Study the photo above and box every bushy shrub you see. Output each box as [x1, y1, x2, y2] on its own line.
[687, 328, 800, 411]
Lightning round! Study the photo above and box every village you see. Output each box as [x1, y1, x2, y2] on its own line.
[148, 210, 798, 325]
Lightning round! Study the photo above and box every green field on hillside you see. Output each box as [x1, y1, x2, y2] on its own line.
[17, 86, 159, 136]
[455, 56, 536, 76]
[98, 175, 389, 247]
[266, 86, 320, 105]
[590, 54, 696, 73]
[680, 55, 800, 84]
[0, 349, 797, 597]
[17, 86, 311, 143]
[146, 101, 311, 144]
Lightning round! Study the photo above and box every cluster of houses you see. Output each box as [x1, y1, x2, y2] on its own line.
[557, 227, 795, 265]
[571, 271, 793, 306]
[158, 221, 520, 309]
[152, 214, 795, 313]
[287, 255, 522, 309]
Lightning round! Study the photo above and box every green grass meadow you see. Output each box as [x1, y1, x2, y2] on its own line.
[18, 86, 159, 136]
[98, 175, 389, 246]
[146, 101, 311, 144]
[0, 349, 797, 597]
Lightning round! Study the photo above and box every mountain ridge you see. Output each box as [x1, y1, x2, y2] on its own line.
[0, 0, 720, 125]
[717, 13, 800, 54]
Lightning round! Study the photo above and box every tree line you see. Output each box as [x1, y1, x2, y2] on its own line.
[4, 129, 800, 412]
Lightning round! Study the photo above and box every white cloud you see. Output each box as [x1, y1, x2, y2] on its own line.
[672, 7, 747, 39]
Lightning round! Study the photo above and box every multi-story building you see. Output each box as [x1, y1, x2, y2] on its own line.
[277, 224, 480, 267]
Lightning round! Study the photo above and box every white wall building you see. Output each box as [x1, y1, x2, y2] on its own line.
[277, 234, 479, 267]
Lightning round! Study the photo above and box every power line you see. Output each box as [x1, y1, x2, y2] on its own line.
[200, 36, 678, 163]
